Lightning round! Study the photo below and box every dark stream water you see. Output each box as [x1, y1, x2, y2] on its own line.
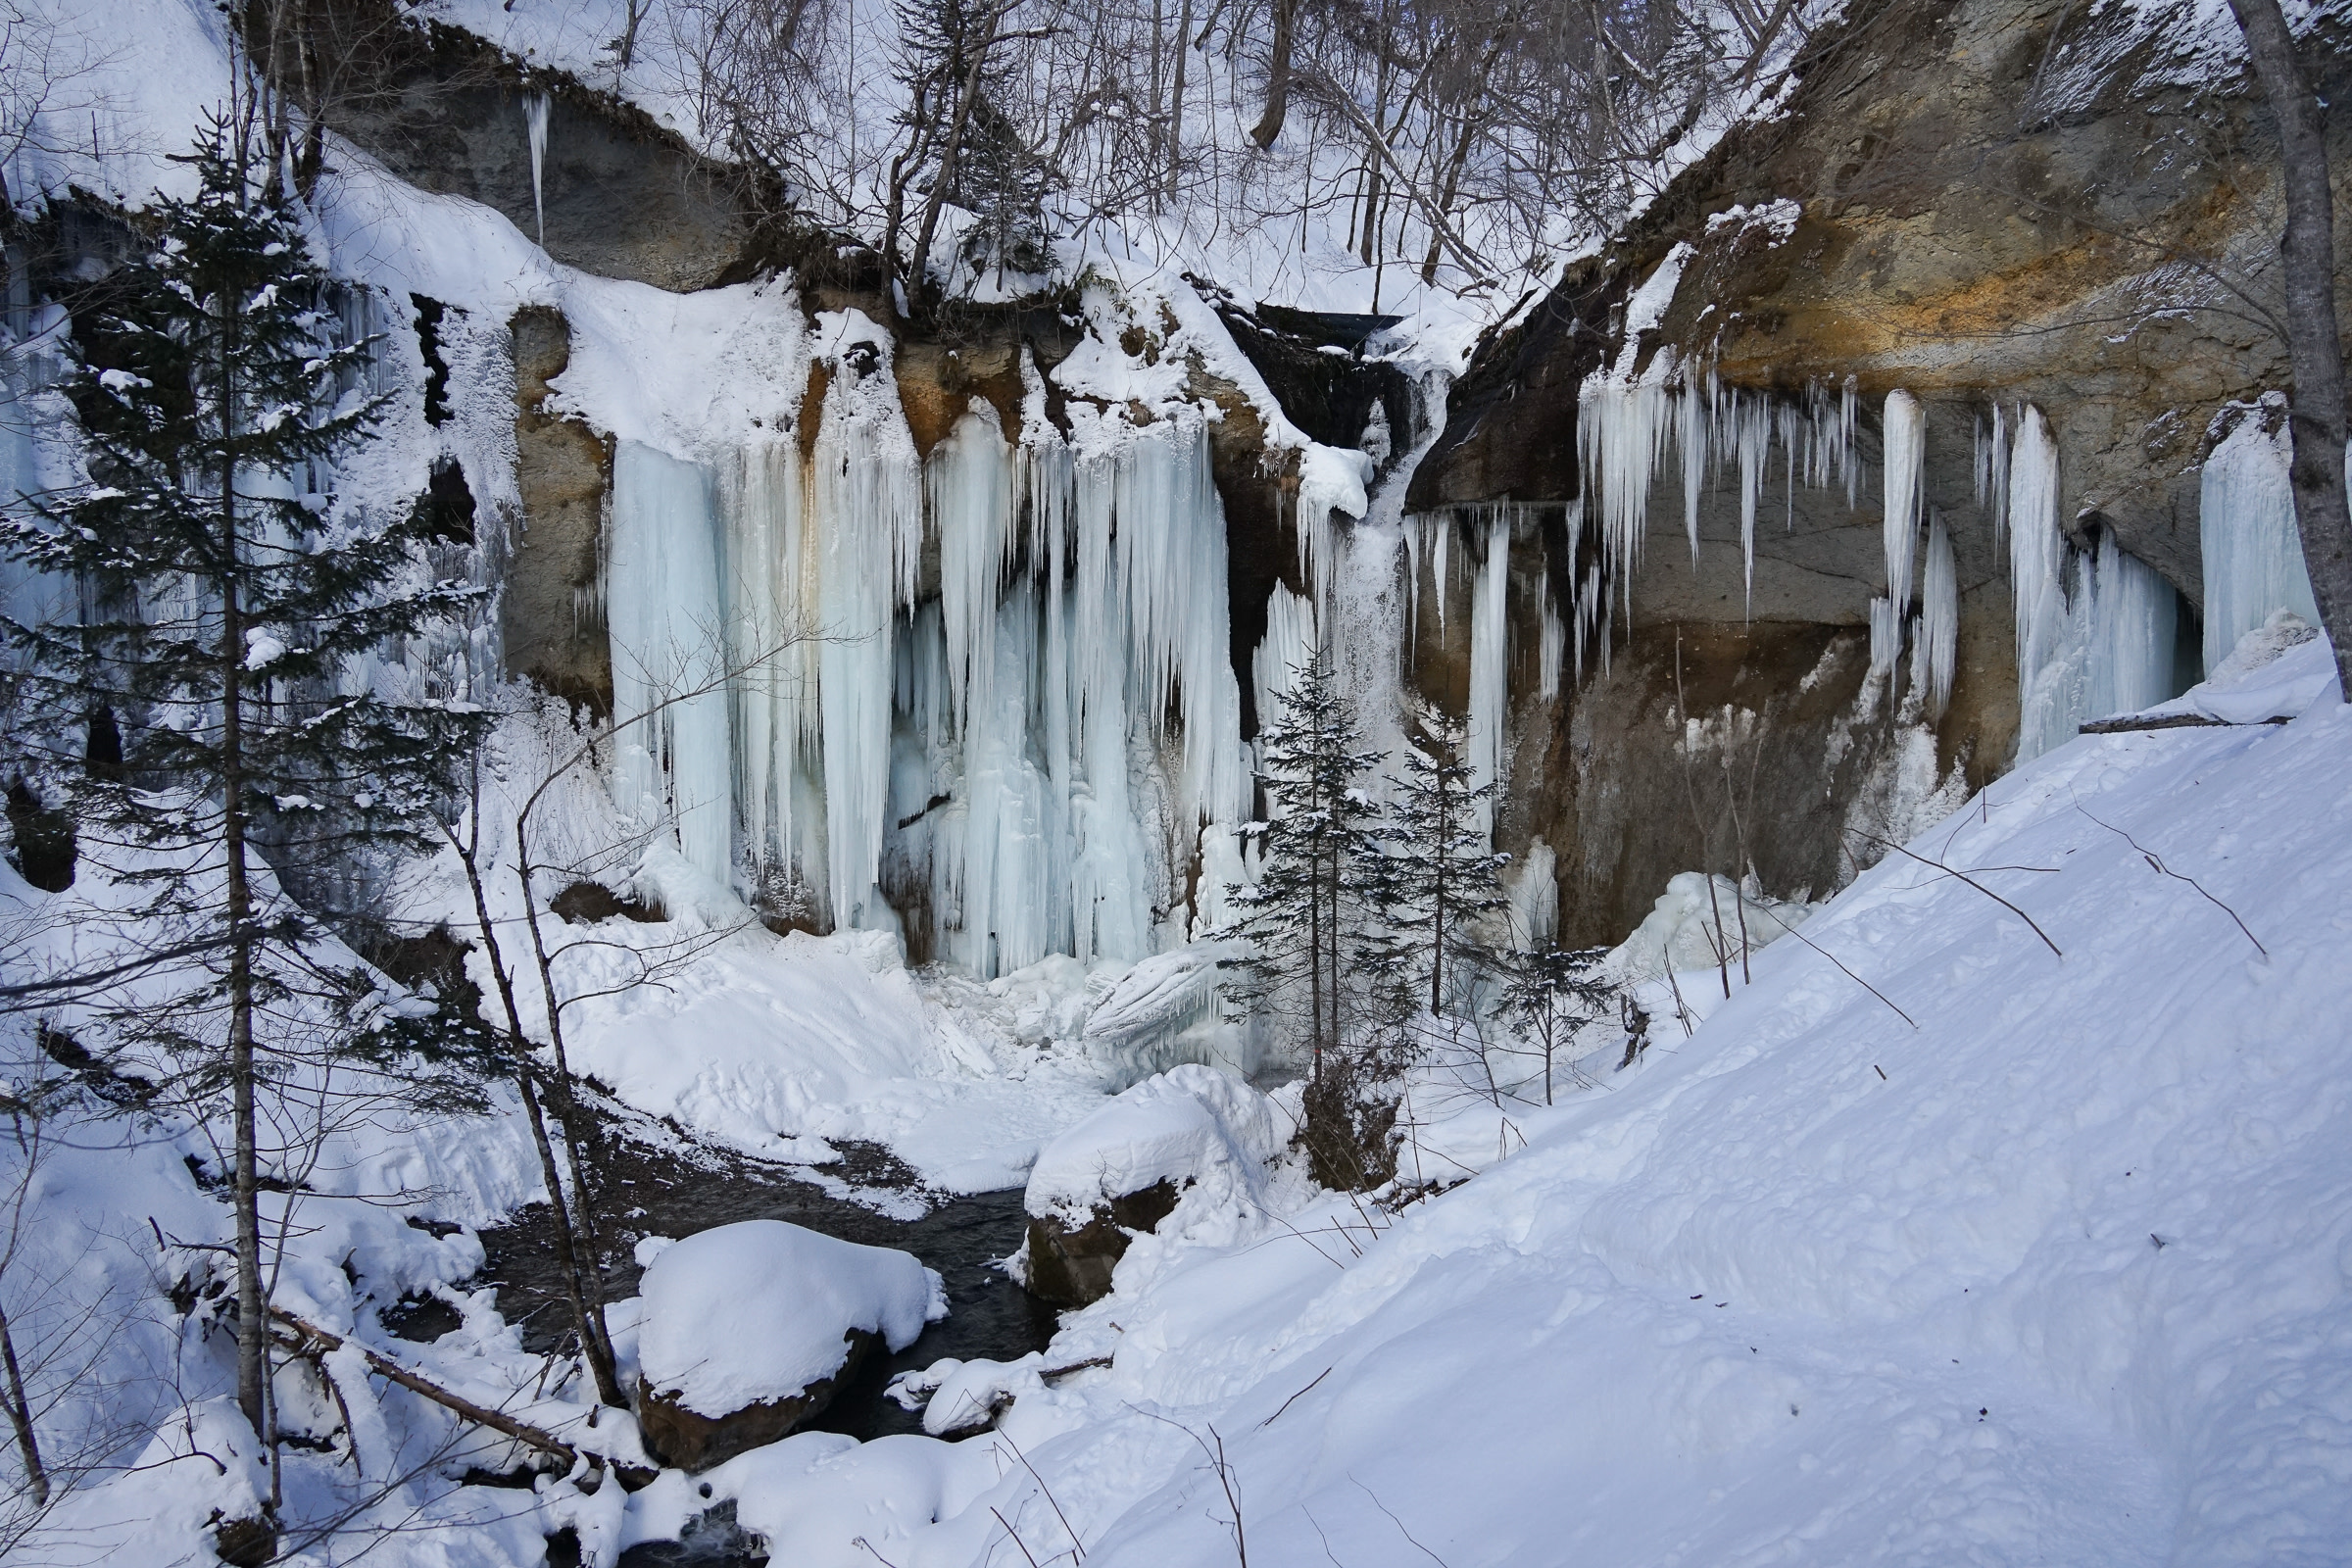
[469, 1128, 1058, 1444]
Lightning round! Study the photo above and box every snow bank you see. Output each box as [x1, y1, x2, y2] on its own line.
[1024, 1065, 1280, 1222]
[35, 1397, 269, 1566]
[635, 1220, 943, 1417]
[2138, 611, 2342, 725]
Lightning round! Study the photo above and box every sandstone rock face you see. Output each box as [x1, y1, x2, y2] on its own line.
[1023, 1178, 1184, 1309]
[1401, 0, 2336, 943]
[1414, 0, 2351, 582]
[504, 307, 612, 709]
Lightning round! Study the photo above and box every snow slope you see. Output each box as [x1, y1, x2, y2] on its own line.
[689, 642, 2352, 1567]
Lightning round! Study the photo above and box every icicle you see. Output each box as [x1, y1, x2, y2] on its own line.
[931, 402, 1014, 743]
[810, 316, 923, 929]
[1867, 596, 1901, 695]
[608, 441, 732, 881]
[1877, 389, 1925, 677]
[525, 94, 551, 248]
[2009, 407, 2184, 760]
[1989, 402, 2011, 549]
[2198, 403, 2320, 673]
[2086, 533, 2179, 721]
[2008, 405, 2064, 709]
[1921, 513, 1957, 717]
[1576, 366, 1876, 646]
[1432, 512, 1450, 634]
[1401, 514, 1423, 654]
[1538, 573, 1564, 701]
[1734, 392, 1767, 615]
[1466, 516, 1511, 836]
[1067, 435, 1150, 963]
[1841, 377, 1859, 510]
[1779, 402, 1801, 531]
[721, 432, 809, 889]
[1681, 375, 1707, 561]
[1254, 584, 1316, 741]
[1577, 368, 1672, 636]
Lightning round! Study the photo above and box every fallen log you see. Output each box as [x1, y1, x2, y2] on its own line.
[270, 1306, 658, 1489]
[2079, 712, 2292, 734]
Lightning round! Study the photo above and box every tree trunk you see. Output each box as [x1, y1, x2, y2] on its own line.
[911, 5, 1005, 294]
[1166, 0, 1194, 195]
[512, 813, 619, 1394]
[2230, 0, 2352, 696]
[271, 1307, 653, 1487]
[448, 804, 621, 1405]
[0, 1298, 45, 1506]
[1250, 0, 1297, 149]
[218, 309, 269, 1451]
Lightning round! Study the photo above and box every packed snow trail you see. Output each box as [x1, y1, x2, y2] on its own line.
[760, 642, 2352, 1568]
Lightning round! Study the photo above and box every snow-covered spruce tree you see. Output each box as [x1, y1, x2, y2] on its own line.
[1221, 646, 1396, 1188]
[1380, 701, 1508, 1020]
[953, 94, 1054, 280]
[0, 111, 488, 1447]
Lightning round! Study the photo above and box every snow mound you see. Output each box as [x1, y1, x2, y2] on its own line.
[635, 1221, 944, 1417]
[1082, 943, 1241, 1044]
[1608, 869, 1815, 983]
[2138, 611, 2343, 725]
[1025, 1065, 1280, 1222]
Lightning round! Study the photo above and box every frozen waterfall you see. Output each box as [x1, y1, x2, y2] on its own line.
[2198, 407, 2323, 674]
[1876, 390, 1925, 674]
[608, 441, 732, 881]
[601, 365, 1251, 977]
[2002, 406, 2182, 760]
[1467, 514, 1511, 836]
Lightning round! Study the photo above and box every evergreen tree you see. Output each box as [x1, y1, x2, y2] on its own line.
[1380, 701, 1508, 1019]
[886, 0, 1053, 290]
[1222, 646, 1386, 1074]
[954, 95, 1053, 278]
[0, 111, 488, 1446]
[1498, 944, 1613, 1105]
[1222, 647, 1403, 1188]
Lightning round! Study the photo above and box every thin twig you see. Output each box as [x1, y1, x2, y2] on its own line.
[1771, 921, 1919, 1030]
[1350, 1475, 1451, 1567]
[995, 1428, 1086, 1563]
[1849, 830, 2065, 958]
[989, 1506, 1046, 1568]
[1256, 1366, 1332, 1429]
[2074, 802, 2268, 956]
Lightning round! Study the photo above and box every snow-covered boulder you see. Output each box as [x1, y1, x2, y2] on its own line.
[36, 1397, 276, 1566]
[633, 1220, 943, 1470]
[1022, 1064, 1279, 1306]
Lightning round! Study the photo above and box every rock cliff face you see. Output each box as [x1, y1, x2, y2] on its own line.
[363, 0, 2341, 952]
[1406, 0, 2348, 944]
[320, 22, 759, 291]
